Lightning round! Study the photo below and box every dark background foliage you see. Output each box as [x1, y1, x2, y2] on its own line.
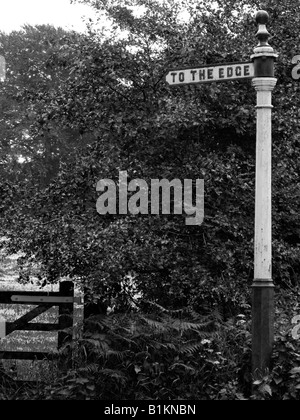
[1, 0, 300, 400]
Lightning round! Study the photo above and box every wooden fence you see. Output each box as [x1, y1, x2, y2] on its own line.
[0, 281, 75, 360]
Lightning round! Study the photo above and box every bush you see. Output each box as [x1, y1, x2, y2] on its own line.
[11, 304, 251, 400]
[251, 331, 300, 400]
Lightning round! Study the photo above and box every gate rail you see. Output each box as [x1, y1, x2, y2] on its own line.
[0, 281, 75, 360]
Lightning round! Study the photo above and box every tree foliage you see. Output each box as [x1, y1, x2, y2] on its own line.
[1, 0, 300, 317]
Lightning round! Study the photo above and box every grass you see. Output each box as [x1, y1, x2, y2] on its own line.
[0, 252, 83, 382]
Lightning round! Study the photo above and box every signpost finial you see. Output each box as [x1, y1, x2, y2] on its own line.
[256, 10, 269, 25]
[255, 10, 271, 48]
[251, 9, 277, 74]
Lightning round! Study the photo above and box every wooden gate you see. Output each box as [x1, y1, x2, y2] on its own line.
[0, 281, 76, 360]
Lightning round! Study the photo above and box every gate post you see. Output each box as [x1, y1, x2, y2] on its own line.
[58, 281, 74, 350]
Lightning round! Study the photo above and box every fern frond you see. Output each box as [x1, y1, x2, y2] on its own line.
[144, 300, 184, 315]
[100, 369, 127, 384]
[140, 316, 170, 333]
[169, 362, 197, 373]
[103, 350, 128, 361]
[78, 363, 99, 374]
[170, 319, 215, 332]
[151, 342, 177, 351]
[179, 341, 203, 355]
[109, 330, 139, 346]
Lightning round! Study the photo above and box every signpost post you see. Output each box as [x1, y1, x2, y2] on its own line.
[166, 10, 277, 375]
[250, 11, 277, 374]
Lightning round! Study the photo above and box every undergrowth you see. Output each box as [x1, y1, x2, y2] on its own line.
[0, 303, 252, 400]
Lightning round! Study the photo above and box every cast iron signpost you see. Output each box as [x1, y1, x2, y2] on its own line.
[166, 10, 277, 375]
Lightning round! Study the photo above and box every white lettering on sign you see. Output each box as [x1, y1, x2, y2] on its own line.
[166, 62, 254, 85]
